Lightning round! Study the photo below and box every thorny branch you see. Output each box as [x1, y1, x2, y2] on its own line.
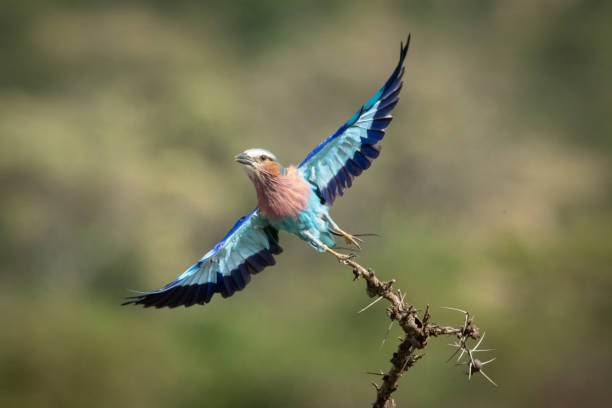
[342, 258, 496, 408]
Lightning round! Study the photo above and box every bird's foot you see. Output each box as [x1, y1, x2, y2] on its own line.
[331, 226, 363, 249]
[344, 233, 363, 249]
[325, 247, 356, 263]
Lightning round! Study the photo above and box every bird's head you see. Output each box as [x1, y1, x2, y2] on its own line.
[234, 148, 282, 181]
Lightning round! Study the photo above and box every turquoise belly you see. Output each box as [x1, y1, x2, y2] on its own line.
[267, 191, 335, 251]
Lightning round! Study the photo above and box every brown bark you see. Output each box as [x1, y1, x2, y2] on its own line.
[341, 259, 483, 407]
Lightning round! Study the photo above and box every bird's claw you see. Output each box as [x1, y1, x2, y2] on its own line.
[344, 234, 363, 249]
[335, 252, 356, 263]
[325, 247, 356, 263]
[331, 226, 363, 249]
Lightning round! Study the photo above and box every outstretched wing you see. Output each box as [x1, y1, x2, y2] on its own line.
[123, 209, 282, 308]
[298, 35, 410, 205]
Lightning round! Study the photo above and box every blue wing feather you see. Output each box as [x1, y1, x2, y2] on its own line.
[298, 35, 410, 205]
[123, 209, 282, 308]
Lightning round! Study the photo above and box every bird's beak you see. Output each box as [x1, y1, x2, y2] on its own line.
[234, 152, 253, 166]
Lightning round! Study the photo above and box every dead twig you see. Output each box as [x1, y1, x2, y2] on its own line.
[338, 258, 496, 407]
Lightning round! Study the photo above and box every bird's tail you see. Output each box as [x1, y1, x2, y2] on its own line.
[328, 230, 381, 238]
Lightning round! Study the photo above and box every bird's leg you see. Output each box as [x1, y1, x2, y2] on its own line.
[303, 230, 354, 263]
[325, 246, 355, 262]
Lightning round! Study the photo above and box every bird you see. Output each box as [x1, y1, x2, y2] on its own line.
[123, 35, 410, 308]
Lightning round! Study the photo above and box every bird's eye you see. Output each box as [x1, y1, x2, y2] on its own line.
[260, 155, 267, 161]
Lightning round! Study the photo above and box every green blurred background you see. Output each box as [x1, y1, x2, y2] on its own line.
[1, 1, 611, 407]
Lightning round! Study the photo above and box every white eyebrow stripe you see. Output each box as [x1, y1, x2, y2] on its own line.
[243, 148, 278, 161]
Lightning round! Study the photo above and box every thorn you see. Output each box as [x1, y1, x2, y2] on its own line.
[481, 357, 497, 366]
[400, 357, 412, 372]
[358, 296, 384, 313]
[441, 306, 468, 314]
[472, 332, 486, 352]
[457, 348, 467, 362]
[366, 371, 385, 376]
[446, 341, 466, 363]
[371, 382, 380, 391]
[480, 369, 498, 387]
[380, 320, 395, 349]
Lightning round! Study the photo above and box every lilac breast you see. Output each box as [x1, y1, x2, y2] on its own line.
[254, 166, 311, 220]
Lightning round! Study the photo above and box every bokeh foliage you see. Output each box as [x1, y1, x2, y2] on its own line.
[1, 1, 611, 407]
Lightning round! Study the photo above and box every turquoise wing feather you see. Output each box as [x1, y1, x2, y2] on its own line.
[298, 35, 410, 205]
[123, 209, 282, 308]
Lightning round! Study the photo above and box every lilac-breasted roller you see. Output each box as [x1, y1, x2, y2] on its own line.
[123, 36, 410, 308]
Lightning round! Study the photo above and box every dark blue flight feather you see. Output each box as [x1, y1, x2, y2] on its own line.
[298, 35, 410, 205]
